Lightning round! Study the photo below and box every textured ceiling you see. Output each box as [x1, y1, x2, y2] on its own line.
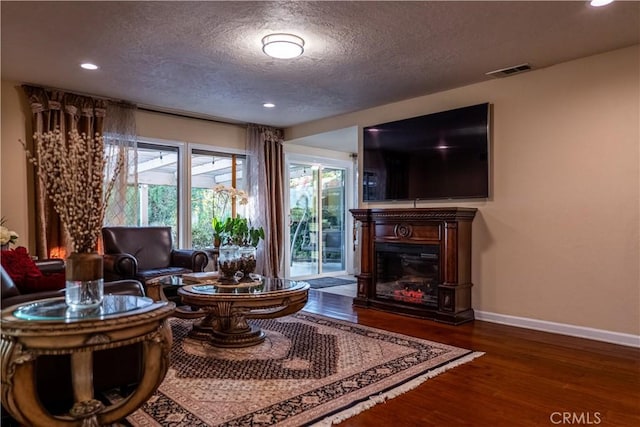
[1, 1, 639, 130]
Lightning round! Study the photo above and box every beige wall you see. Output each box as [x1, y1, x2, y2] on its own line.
[136, 109, 246, 148]
[284, 142, 353, 162]
[1, 81, 32, 249]
[287, 46, 640, 336]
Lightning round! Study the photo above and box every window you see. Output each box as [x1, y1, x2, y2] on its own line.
[136, 143, 180, 241]
[191, 149, 245, 249]
[104, 140, 245, 249]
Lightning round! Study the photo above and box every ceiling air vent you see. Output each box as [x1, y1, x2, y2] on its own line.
[486, 63, 532, 78]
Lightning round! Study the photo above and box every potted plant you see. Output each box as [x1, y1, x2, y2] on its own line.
[211, 217, 226, 248]
[237, 219, 264, 280]
[211, 184, 248, 245]
[217, 216, 264, 281]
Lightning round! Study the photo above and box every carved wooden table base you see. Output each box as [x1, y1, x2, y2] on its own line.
[179, 279, 309, 348]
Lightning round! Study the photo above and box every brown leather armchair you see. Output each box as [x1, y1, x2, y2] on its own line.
[102, 226, 208, 285]
[1, 264, 147, 422]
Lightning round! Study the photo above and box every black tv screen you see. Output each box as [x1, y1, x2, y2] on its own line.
[362, 103, 490, 201]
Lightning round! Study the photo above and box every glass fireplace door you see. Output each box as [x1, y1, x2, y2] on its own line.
[375, 243, 440, 308]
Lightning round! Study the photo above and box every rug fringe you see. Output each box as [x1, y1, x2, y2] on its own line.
[311, 351, 485, 426]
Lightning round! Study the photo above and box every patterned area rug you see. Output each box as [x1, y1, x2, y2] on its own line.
[114, 313, 482, 426]
[304, 277, 357, 289]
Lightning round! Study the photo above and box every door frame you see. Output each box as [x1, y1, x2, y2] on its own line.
[284, 153, 355, 279]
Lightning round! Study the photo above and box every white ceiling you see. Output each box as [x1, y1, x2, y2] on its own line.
[1, 1, 638, 136]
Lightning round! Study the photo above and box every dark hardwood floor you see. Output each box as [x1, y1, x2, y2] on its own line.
[305, 289, 640, 426]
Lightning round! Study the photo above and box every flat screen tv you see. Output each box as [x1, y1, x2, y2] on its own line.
[362, 103, 490, 201]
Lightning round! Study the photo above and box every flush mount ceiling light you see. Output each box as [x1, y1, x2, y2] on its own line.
[80, 63, 99, 70]
[590, 0, 614, 6]
[262, 33, 304, 59]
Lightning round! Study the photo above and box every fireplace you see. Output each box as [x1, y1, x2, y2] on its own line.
[375, 243, 439, 308]
[350, 207, 477, 325]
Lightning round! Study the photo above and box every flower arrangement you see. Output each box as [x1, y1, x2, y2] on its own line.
[0, 218, 19, 247]
[211, 184, 249, 244]
[212, 184, 249, 214]
[210, 184, 265, 281]
[21, 129, 124, 253]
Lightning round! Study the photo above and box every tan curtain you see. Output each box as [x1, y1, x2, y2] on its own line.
[246, 124, 285, 278]
[103, 102, 138, 226]
[22, 85, 106, 259]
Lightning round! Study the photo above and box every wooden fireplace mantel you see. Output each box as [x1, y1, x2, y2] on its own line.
[350, 207, 477, 325]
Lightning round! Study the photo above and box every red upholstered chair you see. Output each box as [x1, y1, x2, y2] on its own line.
[0, 246, 66, 296]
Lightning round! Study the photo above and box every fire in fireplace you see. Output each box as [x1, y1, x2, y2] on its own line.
[375, 242, 440, 308]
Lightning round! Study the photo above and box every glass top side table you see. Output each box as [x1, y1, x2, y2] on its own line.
[12, 294, 155, 321]
[1, 296, 175, 426]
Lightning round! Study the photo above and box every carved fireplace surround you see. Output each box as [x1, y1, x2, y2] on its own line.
[350, 207, 477, 325]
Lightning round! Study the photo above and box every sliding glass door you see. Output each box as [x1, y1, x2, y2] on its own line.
[288, 162, 349, 278]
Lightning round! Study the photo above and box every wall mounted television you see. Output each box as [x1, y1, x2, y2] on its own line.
[362, 103, 490, 202]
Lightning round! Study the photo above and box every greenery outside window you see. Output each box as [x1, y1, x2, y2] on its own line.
[191, 149, 246, 249]
[104, 140, 245, 250]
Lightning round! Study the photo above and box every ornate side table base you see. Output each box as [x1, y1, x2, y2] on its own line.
[1, 296, 175, 427]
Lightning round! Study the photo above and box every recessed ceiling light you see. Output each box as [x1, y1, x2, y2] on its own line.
[590, 0, 614, 7]
[262, 33, 304, 59]
[80, 63, 99, 70]
[263, 103, 276, 108]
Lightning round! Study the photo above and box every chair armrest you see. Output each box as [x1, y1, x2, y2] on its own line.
[1, 290, 65, 310]
[171, 249, 208, 272]
[103, 280, 145, 297]
[35, 258, 65, 274]
[1, 280, 146, 310]
[103, 253, 138, 279]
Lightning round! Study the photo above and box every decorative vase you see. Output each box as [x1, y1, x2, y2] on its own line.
[217, 244, 241, 282]
[238, 245, 257, 280]
[65, 252, 104, 310]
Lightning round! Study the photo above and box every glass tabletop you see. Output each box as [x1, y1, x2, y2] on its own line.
[153, 275, 183, 287]
[13, 295, 155, 321]
[188, 277, 309, 295]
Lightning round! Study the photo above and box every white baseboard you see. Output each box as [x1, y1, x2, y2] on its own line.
[474, 310, 640, 348]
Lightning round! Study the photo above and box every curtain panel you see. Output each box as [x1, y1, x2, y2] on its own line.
[246, 125, 285, 278]
[22, 85, 107, 259]
[103, 102, 138, 227]
[21, 87, 136, 258]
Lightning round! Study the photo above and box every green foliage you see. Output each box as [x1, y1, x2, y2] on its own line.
[211, 217, 226, 239]
[148, 185, 177, 227]
[192, 187, 215, 248]
[248, 225, 265, 247]
[218, 216, 265, 247]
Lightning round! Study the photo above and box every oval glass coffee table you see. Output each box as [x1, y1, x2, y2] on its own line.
[178, 277, 310, 348]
